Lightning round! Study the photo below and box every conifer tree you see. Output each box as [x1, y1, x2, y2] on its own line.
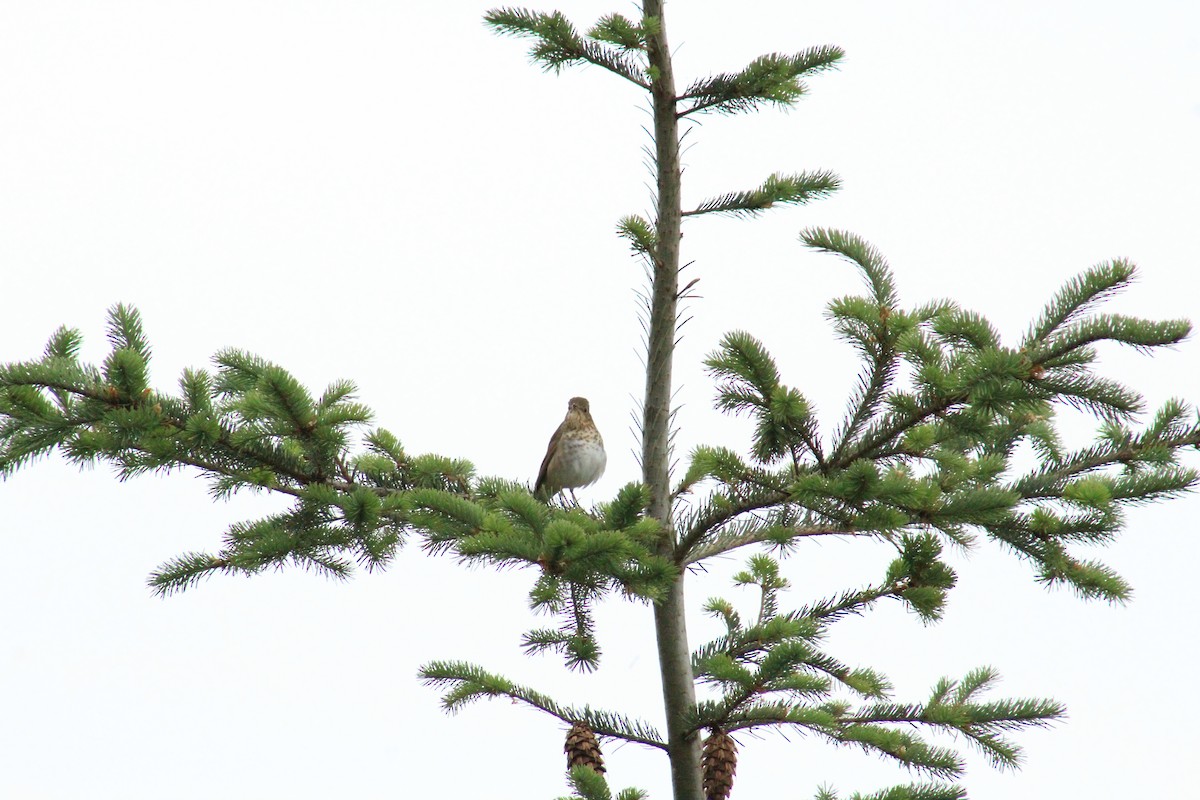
[2, 5, 1198, 800]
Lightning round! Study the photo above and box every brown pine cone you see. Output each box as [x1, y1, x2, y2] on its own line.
[564, 721, 606, 774]
[702, 728, 738, 800]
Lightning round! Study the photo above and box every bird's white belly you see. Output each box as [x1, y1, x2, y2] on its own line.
[555, 438, 607, 488]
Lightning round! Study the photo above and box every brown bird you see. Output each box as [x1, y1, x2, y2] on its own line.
[535, 397, 606, 503]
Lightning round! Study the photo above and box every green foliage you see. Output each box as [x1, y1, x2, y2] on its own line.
[678, 46, 845, 116]
[484, 5, 844, 121]
[705, 331, 822, 464]
[419, 660, 664, 751]
[426, 481, 674, 672]
[4, 5, 1196, 800]
[684, 171, 841, 218]
[616, 214, 656, 255]
[686, 552, 1059, 783]
[559, 767, 610, 800]
[587, 13, 645, 51]
[554, 766, 648, 800]
[803, 228, 898, 308]
[1024, 259, 1137, 344]
[886, 534, 957, 622]
[816, 783, 967, 800]
[1, 307, 673, 645]
[666, 234, 1188, 793]
[484, 7, 649, 87]
[681, 238, 1200, 607]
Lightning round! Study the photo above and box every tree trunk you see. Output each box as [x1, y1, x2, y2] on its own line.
[641, 3, 703, 799]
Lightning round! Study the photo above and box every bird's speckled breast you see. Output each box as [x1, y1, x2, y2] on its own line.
[553, 437, 607, 488]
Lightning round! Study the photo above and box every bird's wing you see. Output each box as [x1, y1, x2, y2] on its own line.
[535, 421, 565, 496]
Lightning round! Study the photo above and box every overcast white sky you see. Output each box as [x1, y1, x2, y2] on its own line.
[2, 1, 1198, 798]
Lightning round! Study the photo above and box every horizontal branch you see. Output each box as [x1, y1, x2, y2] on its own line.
[675, 490, 789, 561]
[682, 172, 840, 218]
[484, 7, 650, 88]
[419, 660, 667, 750]
[685, 522, 866, 564]
[1009, 432, 1200, 499]
[677, 46, 844, 117]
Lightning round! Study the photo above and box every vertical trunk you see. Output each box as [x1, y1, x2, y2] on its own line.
[640, 3, 703, 800]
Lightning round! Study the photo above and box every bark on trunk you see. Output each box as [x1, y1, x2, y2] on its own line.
[641, 3, 703, 799]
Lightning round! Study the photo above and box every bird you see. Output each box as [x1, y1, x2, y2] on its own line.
[535, 397, 606, 503]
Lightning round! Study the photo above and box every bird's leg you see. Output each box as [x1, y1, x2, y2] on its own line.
[568, 488, 580, 507]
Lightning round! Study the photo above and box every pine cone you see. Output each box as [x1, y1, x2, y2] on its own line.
[702, 728, 738, 800]
[564, 721, 606, 774]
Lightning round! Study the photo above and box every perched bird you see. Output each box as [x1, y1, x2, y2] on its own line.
[535, 397, 606, 503]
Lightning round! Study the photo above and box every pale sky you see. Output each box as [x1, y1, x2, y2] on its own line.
[2, 2, 1198, 798]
